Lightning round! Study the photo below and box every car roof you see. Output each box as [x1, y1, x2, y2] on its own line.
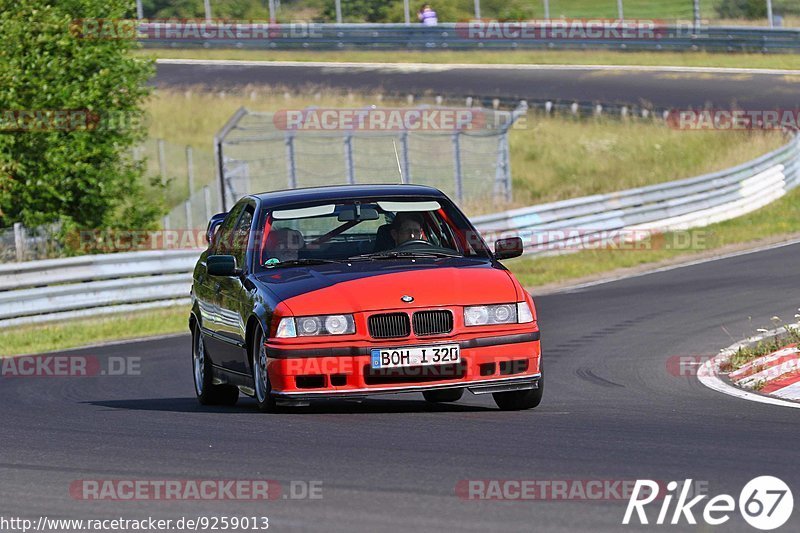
[248, 184, 449, 210]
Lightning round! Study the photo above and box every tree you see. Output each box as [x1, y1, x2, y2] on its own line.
[715, 0, 767, 19]
[0, 0, 160, 236]
[141, 0, 261, 19]
[322, 0, 391, 23]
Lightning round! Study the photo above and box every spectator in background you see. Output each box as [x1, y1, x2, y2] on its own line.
[417, 4, 438, 26]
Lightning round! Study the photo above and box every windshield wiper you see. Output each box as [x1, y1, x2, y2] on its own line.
[264, 258, 345, 268]
[348, 250, 462, 261]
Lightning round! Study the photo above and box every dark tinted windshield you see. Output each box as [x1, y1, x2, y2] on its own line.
[255, 198, 490, 269]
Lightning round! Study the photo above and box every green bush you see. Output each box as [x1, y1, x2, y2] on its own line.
[0, 0, 160, 238]
[142, 0, 265, 19]
[322, 0, 392, 23]
[715, 0, 767, 19]
[773, 0, 800, 16]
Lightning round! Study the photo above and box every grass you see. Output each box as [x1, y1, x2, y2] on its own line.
[145, 89, 785, 214]
[505, 185, 800, 287]
[507, 117, 782, 207]
[0, 306, 188, 357]
[139, 48, 800, 71]
[724, 324, 800, 373]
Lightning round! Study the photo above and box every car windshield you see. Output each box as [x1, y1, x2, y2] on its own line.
[256, 198, 490, 269]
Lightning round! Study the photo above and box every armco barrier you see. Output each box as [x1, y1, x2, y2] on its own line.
[138, 23, 800, 53]
[0, 136, 798, 329]
[0, 250, 198, 329]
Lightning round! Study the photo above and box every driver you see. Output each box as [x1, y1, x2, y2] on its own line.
[390, 212, 426, 246]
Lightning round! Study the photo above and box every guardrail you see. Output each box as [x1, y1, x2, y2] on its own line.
[0, 250, 198, 328]
[138, 23, 800, 53]
[1, 135, 798, 329]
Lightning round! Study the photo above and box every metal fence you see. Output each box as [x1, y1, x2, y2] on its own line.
[213, 103, 527, 212]
[2, 133, 797, 329]
[135, 138, 217, 210]
[164, 183, 224, 232]
[138, 22, 800, 53]
[0, 223, 63, 263]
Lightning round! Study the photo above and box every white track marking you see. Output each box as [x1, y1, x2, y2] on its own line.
[155, 58, 800, 76]
[772, 381, 800, 399]
[697, 323, 800, 409]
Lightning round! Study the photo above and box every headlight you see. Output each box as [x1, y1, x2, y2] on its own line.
[464, 302, 533, 326]
[464, 304, 516, 326]
[297, 316, 322, 336]
[464, 306, 490, 326]
[275, 314, 355, 338]
[324, 315, 351, 335]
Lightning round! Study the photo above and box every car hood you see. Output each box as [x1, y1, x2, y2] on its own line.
[254, 259, 519, 315]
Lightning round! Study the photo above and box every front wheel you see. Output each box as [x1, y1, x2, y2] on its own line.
[252, 326, 278, 413]
[493, 375, 543, 411]
[192, 325, 239, 406]
[423, 388, 464, 403]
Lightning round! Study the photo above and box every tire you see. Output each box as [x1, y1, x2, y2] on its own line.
[192, 324, 239, 406]
[492, 374, 543, 411]
[251, 326, 278, 413]
[423, 388, 464, 403]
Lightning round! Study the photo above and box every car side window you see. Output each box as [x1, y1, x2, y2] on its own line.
[231, 206, 254, 271]
[214, 204, 245, 256]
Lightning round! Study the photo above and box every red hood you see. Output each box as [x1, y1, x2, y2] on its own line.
[275, 264, 519, 315]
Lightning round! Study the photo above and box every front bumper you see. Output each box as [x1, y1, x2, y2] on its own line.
[265, 331, 541, 399]
[272, 374, 541, 401]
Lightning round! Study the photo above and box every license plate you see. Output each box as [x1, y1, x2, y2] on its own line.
[370, 344, 460, 369]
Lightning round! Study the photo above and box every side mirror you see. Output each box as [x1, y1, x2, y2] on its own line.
[207, 255, 241, 277]
[494, 237, 524, 260]
[206, 212, 228, 246]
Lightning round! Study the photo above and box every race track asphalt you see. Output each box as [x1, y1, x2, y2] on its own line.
[2, 241, 799, 532]
[153, 61, 800, 110]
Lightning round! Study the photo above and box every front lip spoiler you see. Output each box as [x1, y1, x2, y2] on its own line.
[271, 374, 541, 401]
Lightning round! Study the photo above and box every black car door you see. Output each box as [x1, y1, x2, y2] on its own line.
[215, 202, 256, 374]
[201, 203, 245, 371]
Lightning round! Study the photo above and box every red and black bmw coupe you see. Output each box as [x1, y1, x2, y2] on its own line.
[190, 185, 542, 411]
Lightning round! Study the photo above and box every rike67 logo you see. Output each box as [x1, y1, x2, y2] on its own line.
[623, 476, 794, 530]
